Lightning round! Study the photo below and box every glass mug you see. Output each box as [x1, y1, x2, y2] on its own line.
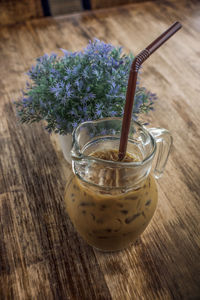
[64, 118, 172, 251]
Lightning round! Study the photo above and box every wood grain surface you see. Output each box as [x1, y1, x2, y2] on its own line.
[0, 0, 43, 26]
[0, 0, 200, 299]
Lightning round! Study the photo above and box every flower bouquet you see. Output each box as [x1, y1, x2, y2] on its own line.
[15, 39, 157, 162]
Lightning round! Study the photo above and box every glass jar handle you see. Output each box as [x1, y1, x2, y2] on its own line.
[148, 128, 173, 179]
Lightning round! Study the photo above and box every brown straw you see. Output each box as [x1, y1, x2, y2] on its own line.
[118, 21, 182, 160]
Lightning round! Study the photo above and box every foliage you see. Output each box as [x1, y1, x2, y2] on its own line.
[15, 39, 157, 134]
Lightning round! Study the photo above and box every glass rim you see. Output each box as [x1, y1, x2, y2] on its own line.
[71, 117, 157, 167]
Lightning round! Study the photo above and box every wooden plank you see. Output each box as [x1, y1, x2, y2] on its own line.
[49, 0, 82, 16]
[0, 0, 200, 298]
[90, 0, 156, 10]
[0, 0, 43, 26]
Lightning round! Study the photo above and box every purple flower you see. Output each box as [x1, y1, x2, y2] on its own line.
[71, 52, 78, 57]
[64, 67, 71, 76]
[51, 82, 66, 97]
[50, 86, 60, 97]
[37, 54, 49, 64]
[109, 82, 120, 94]
[88, 92, 95, 99]
[70, 108, 78, 116]
[65, 83, 71, 91]
[83, 106, 87, 113]
[72, 65, 81, 76]
[86, 86, 91, 92]
[65, 83, 73, 98]
[110, 110, 117, 117]
[119, 70, 126, 76]
[82, 92, 95, 104]
[50, 53, 57, 59]
[72, 121, 78, 128]
[81, 95, 90, 104]
[96, 108, 102, 117]
[83, 67, 90, 79]
[75, 79, 83, 92]
[50, 68, 57, 74]
[92, 69, 99, 77]
[61, 49, 71, 56]
[96, 103, 101, 110]
[59, 81, 65, 88]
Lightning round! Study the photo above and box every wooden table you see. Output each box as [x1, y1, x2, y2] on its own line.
[0, 0, 200, 298]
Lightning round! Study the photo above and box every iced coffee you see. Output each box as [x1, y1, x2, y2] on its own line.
[64, 150, 158, 251]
